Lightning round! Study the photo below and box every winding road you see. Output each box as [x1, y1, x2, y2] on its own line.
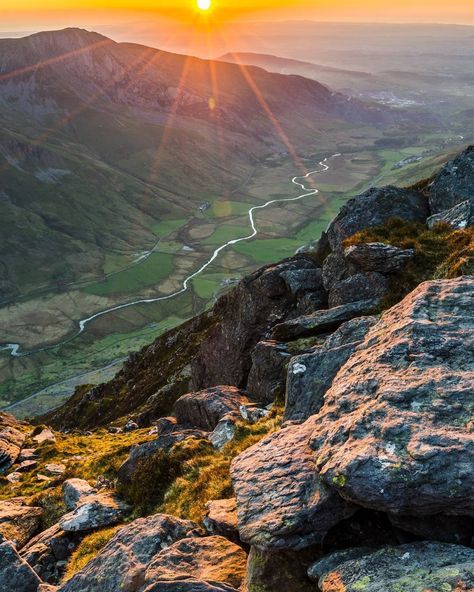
[1, 153, 340, 359]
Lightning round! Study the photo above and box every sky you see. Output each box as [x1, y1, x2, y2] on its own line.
[1, 0, 473, 32]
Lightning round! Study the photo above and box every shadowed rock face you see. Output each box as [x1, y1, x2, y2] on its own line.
[0, 413, 27, 474]
[326, 186, 429, 251]
[309, 542, 474, 592]
[311, 276, 474, 516]
[0, 541, 42, 592]
[344, 242, 415, 273]
[430, 145, 474, 214]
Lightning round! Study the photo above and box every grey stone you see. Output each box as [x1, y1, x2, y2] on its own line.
[430, 145, 474, 214]
[285, 317, 377, 423]
[142, 536, 246, 591]
[246, 341, 292, 404]
[427, 199, 474, 229]
[58, 514, 202, 592]
[62, 479, 96, 510]
[326, 186, 429, 251]
[209, 415, 238, 450]
[0, 540, 42, 592]
[174, 386, 250, 431]
[310, 277, 474, 517]
[59, 492, 130, 532]
[344, 242, 415, 273]
[231, 418, 355, 550]
[272, 299, 376, 341]
[328, 272, 388, 308]
[311, 542, 474, 592]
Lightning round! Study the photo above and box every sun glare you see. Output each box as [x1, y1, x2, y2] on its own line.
[197, 0, 211, 11]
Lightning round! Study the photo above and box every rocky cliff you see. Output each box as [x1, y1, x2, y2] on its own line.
[0, 146, 473, 591]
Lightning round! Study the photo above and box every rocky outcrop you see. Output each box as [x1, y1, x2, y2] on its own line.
[309, 542, 474, 591]
[0, 413, 27, 473]
[430, 145, 474, 213]
[231, 418, 355, 550]
[285, 316, 377, 422]
[58, 514, 202, 592]
[142, 536, 246, 590]
[0, 540, 42, 592]
[310, 276, 474, 516]
[344, 242, 415, 272]
[59, 492, 129, 532]
[174, 387, 250, 431]
[327, 272, 388, 307]
[272, 299, 376, 341]
[326, 186, 428, 251]
[246, 341, 292, 404]
[191, 257, 327, 390]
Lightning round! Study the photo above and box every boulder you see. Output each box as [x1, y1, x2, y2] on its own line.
[0, 414, 26, 473]
[58, 514, 202, 592]
[344, 242, 415, 273]
[326, 186, 429, 251]
[309, 542, 474, 592]
[118, 429, 207, 485]
[141, 582, 238, 592]
[192, 257, 326, 390]
[310, 277, 474, 517]
[32, 428, 56, 445]
[209, 415, 238, 450]
[322, 252, 358, 291]
[272, 299, 376, 341]
[174, 387, 250, 431]
[62, 479, 96, 511]
[246, 341, 292, 404]
[0, 540, 42, 592]
[142, 536, 246, 590]
[427, 199, 474, 229]
[231, 418, 355, 550]
[59, 492, 130, 532]
[21, 524, 80, 584]
[285, 317, 377, 423]
[429, 145, 474, 213]
[327, 272, 388, 308]
[388, 513, 474, 546]
[0, 499, 43, 548]
[43, 463, 65, 476]
[203, 500, 240, 545]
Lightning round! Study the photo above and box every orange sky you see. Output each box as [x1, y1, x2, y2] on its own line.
[1, 0, 473, 30]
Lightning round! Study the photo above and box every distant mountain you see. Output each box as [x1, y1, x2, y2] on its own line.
[0, 28, 409, 300]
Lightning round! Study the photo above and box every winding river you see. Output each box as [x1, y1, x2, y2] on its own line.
[1, 153, 340, 359]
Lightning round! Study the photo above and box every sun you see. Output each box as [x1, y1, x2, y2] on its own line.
[197, 0, 211, 11]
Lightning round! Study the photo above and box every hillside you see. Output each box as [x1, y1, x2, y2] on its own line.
[0, 145, 472, 591]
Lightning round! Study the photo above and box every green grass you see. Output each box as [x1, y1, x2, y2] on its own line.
[65, 526, 119, 580]
[152, 219, 188, 238]
[202, 224, 252, 246]
[82, 252, 174, 296]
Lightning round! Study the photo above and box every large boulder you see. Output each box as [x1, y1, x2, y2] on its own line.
[0, 499, 43, 548]
[0, 540, 42, 592]
[310, 276, 474, 517]
[309, 542, 474, 592]
[230, 418, 355, 550]
[203, 499, 240, 545]
[174, 387, 250, 431]
[59, 492, 130, 532]
[246, 341, 292, 404]
[429, 145, 474, 214]
[58, 514, 202, 592]
[272, 299, 376, 341]
[326, 186, 428, 251]
[327, 272, 388, 308]
[142, 536, 246, 590]
[192, 257, 326, 390]
[62, 479, 96, 511]
[0, 413, 27, 473]
[285, 316, 377, 423]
